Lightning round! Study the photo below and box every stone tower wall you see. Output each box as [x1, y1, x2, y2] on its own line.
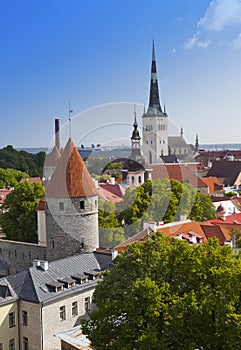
[46, 195, 99, 261]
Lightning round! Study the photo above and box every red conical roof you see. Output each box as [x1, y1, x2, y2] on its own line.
[45, 145, 61, 166]
[45, 139, 98, 198]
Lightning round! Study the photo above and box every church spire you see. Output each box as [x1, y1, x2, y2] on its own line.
[195, 132, 199, 151]
[148, 40, 162, 113]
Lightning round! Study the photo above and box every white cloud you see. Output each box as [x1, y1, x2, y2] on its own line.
[183, 32, 211, 50]
[231, 32, 241, 48]
[198, 0, 241, 31]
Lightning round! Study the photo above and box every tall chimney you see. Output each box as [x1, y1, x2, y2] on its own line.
[55, 119, 60, 150]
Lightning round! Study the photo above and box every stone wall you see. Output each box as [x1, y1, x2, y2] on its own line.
[0, 239, 46, 275]
[46, 195, 99, 262]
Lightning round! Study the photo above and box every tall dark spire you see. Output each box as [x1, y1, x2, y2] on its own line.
[148, 40, 162, 113]
[195, 132, 199, 151]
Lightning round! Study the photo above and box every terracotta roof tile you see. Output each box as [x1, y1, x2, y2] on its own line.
[45, 139, 98, 198]
[151, 164, 207, 188]
[201, 176, 223, 193]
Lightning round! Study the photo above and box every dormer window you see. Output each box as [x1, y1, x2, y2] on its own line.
[46, 281, 64, 293]
[58, 277, 76, 289]
[71, 273, 89, 284]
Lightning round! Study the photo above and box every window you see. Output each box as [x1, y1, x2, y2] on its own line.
[9, 339, 15, 350]
[72, 301, 78, 316]
[22, 310, 28, 326]
[85, 297, 90, 311]
[59, 202, 64, 211]
[60, 306, 66, 321]
[95, 200, 97, 208]
[0, 343, 3, 350]
[9, 312, 15, 328]
[23, 337, 29, 350]
[80, 201, 85, 209]
[52, 240, 55, 249]
[138, 176, 142, 184]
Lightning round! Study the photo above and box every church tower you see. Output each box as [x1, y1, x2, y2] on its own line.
[45, 138, 99, 261]
[122, 107, 152, 187]
[142, 41, 168, 164]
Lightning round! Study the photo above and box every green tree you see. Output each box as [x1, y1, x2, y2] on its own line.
[82, 233, 241, 350]
[0, 181, 44, 243]
[0, 145, 45, 177]
[98, 198, 125, 248]
[0, 168, 30, 188]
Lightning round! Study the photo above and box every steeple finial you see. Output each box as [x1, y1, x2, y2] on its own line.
[195, 132, 199, 151]
[133, 104, 137, 126]
[181, 127, 183, 138]
[148, 40, 163, 113]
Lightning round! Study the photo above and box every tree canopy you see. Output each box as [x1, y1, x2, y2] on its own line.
[82, 233, 241, 350]
[0, 181, 44, 243]
[0, 168, 30, 188]
[98, 198, 125, 248]
[0, 145, 45, 177]
[116, 179, 216, 237]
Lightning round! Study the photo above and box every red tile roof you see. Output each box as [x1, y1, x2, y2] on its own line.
[45, 139, 98, 198]
[201, 223, 232, 245]
[201, 176, 223, 193]
[0, 188, 13, 205]
[21, 177, 42, 184]
[157, 221, 206, 242]
[151, 164, 207, 188]
[205, 212, 241, 224]
[114, 228, 150, 252]
[98, 183, 124, 203]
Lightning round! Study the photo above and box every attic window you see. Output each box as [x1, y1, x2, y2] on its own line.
[84, 270, 100, 280]
[46, 281, 64, 293]
[58, 277, 76, 289]
[80, 201, 85, 209]
[71, 273, 89, 284]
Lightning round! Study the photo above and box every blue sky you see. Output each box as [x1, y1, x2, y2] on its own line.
[1, 0, 241, 148]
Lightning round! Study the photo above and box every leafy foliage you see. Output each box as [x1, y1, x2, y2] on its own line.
[116, 179, 215, 237]
[0, 181, 44, 243]
[0, 168, 30, 188]
[0, 145, 45, 177]
[82, 233, 241, 349]
[98, 198, 125, 248]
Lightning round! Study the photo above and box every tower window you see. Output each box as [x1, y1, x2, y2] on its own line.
[95, 200, 97, 208]
[59, 202, 64, 211]
[80, 201, 85, 209]
[131, 176, 135, 184]
[138, 176, 142, 184]
[146, 141, 148, 144]
[52, 240, 55, 249]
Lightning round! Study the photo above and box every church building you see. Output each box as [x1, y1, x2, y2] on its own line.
[142, 41, 193, 164]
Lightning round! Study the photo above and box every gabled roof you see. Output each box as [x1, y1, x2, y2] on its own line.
[45, 145, 61, 166]
[206, 160, 241, 186]
[201, 176, 223, 193]
[7, 252, 105, 304]
[114, 228, 150, 252]
[98, 183, 124, 203]
[45, 139, 98, 198]
[151, 164, 208, 188]
[205, 212, 241, 225]
[201, 223, 232, 245]
[157, 221, 206, 242]
[0, 277, 18, 305]
[168, 136, 189, 149]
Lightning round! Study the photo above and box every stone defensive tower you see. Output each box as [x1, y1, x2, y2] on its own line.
[45, 138, 99, 261]
[142, 40, 168, 163]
